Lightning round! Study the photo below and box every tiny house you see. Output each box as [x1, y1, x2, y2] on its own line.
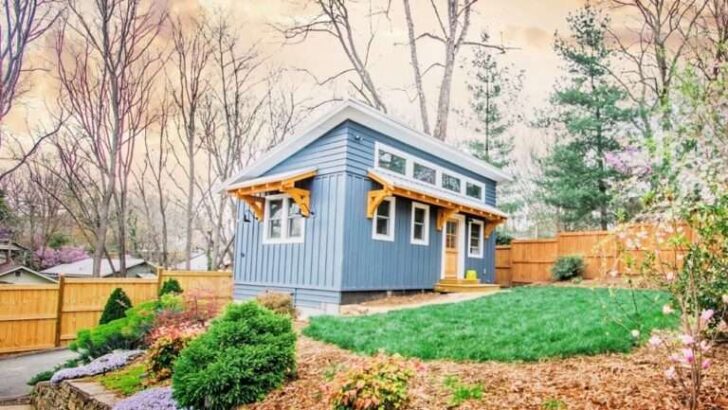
[223, 100, 509, 314]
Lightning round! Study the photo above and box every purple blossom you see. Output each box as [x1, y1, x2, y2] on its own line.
[113, 387, 179, 410]
[35, 246, 88, 269]
[604, 147, 652, 177]
[51, 350, 143, 385]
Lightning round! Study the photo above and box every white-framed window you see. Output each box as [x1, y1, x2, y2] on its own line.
[410, 202, 429, 245]
[372, 196, 396, 241]
[374, 142, 486, 202]
[263, 194, 305, 244]
[468, 219, 484, 258]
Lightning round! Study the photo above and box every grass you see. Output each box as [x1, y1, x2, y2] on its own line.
[95, 362, 147, 396]
[303, 286, 678, 362]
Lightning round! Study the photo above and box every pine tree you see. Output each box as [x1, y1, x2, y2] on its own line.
[537, 5, 635, 231]
[466, 32, 524, 215]
[159, 278, 183, 297]
[99, 288, 133, 325]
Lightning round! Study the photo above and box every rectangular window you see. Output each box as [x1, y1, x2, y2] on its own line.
[442, 173, 461, 193]
[413, 162, 436, 185]
[372, 197, 396, 241]
[263, 195, 305, 244]
[468, 220, 484, 258]
[410, 202, 429, 245]
[466, 182, 483, 200]
[377, 148, 407, 175]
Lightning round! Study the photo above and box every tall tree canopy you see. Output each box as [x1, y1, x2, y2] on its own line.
[537, 5, 635, 231]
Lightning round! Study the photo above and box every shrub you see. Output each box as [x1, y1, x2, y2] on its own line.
[72, 301, 158, 360]
[551, 255, 585, 281]
[159, 279, 183, 297]
[28, 358, 81, 386]
[100, 288, 133, 325]
[495, 230, 513, 245]
[329, 354, 415, 410]
[172, 302, 296, 409]
[146, 292, 216, 346]
[146, 331, 201, 382]
[443, 375, 484, 407]
[256, 292, 296, 317]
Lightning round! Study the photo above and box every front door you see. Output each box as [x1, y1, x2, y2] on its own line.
[444, 218, 460, 279]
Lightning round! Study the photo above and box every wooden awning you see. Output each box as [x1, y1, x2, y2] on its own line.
[226, 168, 317, 220]
[367, 169, 507, 238]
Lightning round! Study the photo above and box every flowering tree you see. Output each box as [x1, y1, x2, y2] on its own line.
[35, 246, 87, 269]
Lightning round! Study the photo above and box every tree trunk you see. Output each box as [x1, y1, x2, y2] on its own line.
[402, 0, 430, 134]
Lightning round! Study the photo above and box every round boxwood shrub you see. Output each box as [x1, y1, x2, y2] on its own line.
[99, 288, 133, 325]
[551, 255, 585, 281]
[172, 302, 296, 409]
[159, 278, 183, 297]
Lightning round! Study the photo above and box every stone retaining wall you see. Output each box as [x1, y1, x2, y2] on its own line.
[32, 380, 120, 410]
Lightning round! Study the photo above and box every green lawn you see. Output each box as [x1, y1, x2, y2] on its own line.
[303, 286, 678, 362]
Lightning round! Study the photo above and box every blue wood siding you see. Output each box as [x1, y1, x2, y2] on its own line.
[268, 123, 349, 176]
[233, 173, 346, 291]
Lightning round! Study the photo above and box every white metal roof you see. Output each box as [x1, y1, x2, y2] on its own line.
[224, 167, 317, 192]
[369, 168, 508, 219]
[41, 256, 148, 277]
[222, 100, 511, 190]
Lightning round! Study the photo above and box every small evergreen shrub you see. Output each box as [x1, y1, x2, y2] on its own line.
[172, 302, 296, 409]
[159, 278, 183, 297]
[551, 255, 585, 281]
[255, 292, 296, 317]
[72, 301, 158, 360]
[443, 375, 484, 407]
[329, 354, 415, 410]
[100, 288, 133, 325]
[495, 230, 513, 245]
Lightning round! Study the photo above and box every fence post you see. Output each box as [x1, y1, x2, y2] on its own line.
[156, 266, 164, 294]
[54, 275, 66, 347]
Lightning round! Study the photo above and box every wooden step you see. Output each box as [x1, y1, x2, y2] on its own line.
[434, 282, 500, 294]
[438, 278, 480, 285]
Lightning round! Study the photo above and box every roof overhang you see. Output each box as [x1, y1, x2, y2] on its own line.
[220, 99, 511, 191]
[226, 167, 317, 220]
[367, 169, 507, 235]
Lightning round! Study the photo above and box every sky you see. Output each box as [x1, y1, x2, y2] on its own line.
[6, 0, 591, 162]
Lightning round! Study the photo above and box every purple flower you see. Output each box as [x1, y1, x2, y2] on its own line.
[113, 387, 178, 410]
[51, 350, 143, 385]
[700, 309, 714, 326]
[35, 246, 88, 269]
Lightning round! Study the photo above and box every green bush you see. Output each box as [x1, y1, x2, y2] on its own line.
[255, 292, 296, 317]
[27, 358, 81, 386]
[443, 375, 484, 407]
[72, 301, 158, 361]
[551, 255, 585, 281]
[159, 278, 183, 297]
[100, 288, 133, 325]
[172, 302, 296, 409]
[329, 354, 414, 410]
[495, 230, 513, 245]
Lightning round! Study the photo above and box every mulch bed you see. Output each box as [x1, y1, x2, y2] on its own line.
[243, 334, 728, 410]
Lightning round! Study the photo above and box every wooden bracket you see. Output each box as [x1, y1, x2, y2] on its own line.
[484, 222, 497, 240]
[240, 195, 265, 220]
[281, 187, 311, 217]
[367, 189, 392, 218]
[436, 208, 459, 230]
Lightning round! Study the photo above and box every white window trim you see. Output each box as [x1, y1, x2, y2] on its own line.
[262, 194, 305, 245]
[371, 196, 396, 242]
[467, 219, 484, 258]
[410, 202, 430, 246]
[374, 142, 486, 202]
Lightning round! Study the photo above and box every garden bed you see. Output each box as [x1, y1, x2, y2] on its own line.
[243, 335, 728, 409]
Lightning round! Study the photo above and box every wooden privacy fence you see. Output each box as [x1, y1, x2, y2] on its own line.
[0, 269, 232, 355]
[495, 223, 693, 286]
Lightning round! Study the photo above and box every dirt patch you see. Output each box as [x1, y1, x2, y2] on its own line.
[243, 336, 728, 410]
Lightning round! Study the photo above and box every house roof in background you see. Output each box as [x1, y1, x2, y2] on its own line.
[174, 252, 208, 271]
[41, 256, 148, 277]
[0, 265, 57, 283]
[0, 241, 30, 252]
[222, 99, 511, 190]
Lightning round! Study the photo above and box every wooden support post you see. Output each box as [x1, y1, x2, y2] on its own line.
[54, 275, 65, 347]
[281, 187, 311, 216]
[240, 195, 265, 220]
[436, 208, 458, 230]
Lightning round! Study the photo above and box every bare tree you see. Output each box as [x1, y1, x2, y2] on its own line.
[168, 17, 213, 270]
[283, 0, 506, 140]
[687, 0, 728, 80]
[605, 0, 709, 132]
[54, 0, 164, 277]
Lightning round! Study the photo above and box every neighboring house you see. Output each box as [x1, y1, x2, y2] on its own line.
[0, 265, 56, 284]
[41, 256, 155, 278]
[174, 252, 209, 271]
[222, 100, 509, 314]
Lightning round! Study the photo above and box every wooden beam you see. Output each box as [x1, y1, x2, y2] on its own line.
[281, 187, 311, 216]
[229, 170, 317, 197]
[436, 208, 458, 230]
[240, 195, 265, 220]
[367, 189, 391, 218]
